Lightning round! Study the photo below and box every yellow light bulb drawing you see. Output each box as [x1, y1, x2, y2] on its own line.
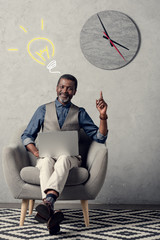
[8, 19, 60, 74]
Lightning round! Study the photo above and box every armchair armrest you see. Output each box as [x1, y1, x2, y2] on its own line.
[2, 145, 30, 198]
[85, 141, 108, 198]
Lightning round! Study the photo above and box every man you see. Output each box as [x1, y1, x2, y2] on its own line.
[21, 74, 108, 234]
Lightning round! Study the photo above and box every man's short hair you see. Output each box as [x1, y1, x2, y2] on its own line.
[57, 74, 78, 90]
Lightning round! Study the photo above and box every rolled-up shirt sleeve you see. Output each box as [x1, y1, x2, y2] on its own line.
[79, 107, 108, 143]
[97, 130, 108, 141]
[21, 105, 46, 146]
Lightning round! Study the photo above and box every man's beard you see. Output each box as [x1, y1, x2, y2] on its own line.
[58, 94, 70, 103]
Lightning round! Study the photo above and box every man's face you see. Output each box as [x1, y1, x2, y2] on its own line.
[56, 78, 76, 104]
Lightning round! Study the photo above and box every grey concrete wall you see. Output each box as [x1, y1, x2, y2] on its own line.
[0, 0, 160, 204]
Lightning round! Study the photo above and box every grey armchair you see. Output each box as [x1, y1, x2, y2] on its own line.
[2, 126, 108, 227]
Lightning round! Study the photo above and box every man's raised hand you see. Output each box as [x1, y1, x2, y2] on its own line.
[96, 91, 108, 116]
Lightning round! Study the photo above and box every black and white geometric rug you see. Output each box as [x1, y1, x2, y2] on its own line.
[1, 208, 160, 239]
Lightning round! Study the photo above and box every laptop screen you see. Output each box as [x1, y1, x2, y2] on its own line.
[38, 131, 79, 158]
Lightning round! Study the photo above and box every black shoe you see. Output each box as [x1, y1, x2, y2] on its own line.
[49, 224, 60, 235]
[35, 212, 48, 223]
[35, 201, 53, 222]
[47, 211, 64, 235]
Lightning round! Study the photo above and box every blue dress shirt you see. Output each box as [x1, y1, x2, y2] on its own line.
[21, 99, 107, 146]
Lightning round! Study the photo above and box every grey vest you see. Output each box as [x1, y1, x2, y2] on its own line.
[42, 101, 80, 132]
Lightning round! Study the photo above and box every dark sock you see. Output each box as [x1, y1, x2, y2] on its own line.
[45, 193, 57, 209]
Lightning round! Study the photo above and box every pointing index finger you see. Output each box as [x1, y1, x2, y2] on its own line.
[100, 91, 103, 99]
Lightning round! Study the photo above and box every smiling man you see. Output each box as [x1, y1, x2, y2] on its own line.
[21, 74, 108, 235]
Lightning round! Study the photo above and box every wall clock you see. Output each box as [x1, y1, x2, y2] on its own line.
[80, 10, 140, 70]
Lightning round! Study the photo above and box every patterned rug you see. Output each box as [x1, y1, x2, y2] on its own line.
[0, 208, 160, 240]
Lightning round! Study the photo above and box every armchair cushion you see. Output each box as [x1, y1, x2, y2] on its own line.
[20, 166, 89, 186]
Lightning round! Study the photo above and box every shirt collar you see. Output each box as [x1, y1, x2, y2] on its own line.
[55, 98, 71, 108]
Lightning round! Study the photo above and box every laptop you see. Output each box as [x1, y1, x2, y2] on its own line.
[38, 131, 79, 158]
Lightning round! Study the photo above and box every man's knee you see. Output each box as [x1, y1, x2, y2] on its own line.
[38, 156, 55, 169]
[55, 155, 71, 169]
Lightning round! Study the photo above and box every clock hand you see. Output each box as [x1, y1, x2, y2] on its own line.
[97, 14, 113, 47]
[103, 36, 129, 50]
[97, 14, 126, 61]
[103, 32, 126, 61]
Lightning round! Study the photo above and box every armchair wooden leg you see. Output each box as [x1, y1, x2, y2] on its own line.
[81, 200, 89, 227]
[29, 200, 35, 216]
[20, 199, 29, 226]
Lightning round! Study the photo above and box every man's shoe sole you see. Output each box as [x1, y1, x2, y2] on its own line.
[47, 211, 64, 229]
[49, 224, 60, 235]
[35, 213, 48, 223]
[35, 203, 51, 221]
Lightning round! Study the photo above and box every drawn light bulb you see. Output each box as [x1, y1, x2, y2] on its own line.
[8, 19, 61, 74]
[27, 37, 60, 73]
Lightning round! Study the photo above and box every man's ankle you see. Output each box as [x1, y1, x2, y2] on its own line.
[47, 189, 59, 198]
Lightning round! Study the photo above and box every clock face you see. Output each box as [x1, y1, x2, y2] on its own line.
[80, 10, 140, 70]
